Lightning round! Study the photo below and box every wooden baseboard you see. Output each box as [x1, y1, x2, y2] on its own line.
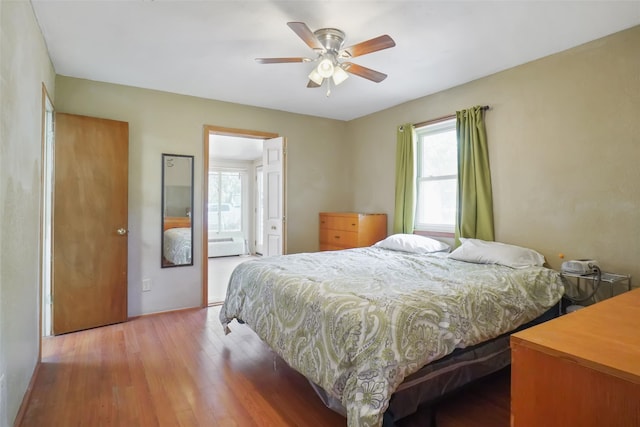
[12, 360, 41, 427]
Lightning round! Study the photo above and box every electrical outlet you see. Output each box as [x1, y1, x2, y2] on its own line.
[142, 279, 152, 292]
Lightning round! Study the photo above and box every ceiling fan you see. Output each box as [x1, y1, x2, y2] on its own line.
[256, 22, 396, 96]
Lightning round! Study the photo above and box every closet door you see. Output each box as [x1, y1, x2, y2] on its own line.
[53, 113, 129, 335]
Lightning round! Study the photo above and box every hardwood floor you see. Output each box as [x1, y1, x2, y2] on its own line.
[20, 306, 510, 427]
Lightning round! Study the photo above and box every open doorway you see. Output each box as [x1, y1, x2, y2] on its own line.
[202, 126, 286, 306]
[40, 85, 54, 339]
[207, 135, 260, 303]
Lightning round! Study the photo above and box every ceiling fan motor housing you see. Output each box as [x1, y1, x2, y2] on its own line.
[313, 28, 346, 52]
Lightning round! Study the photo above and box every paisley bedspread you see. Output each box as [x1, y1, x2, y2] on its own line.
[219, 247, 564, 427]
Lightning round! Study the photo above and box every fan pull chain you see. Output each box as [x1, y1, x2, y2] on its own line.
[326, 79, 331, 97]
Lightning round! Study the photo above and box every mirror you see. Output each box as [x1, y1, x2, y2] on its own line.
[161, 153, 194, 268]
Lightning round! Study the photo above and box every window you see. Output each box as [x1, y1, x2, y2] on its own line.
[415, 118, 457, 233]
[208, 170, 244, 233]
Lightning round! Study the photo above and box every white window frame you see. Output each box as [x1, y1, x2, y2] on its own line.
[414, 118, 457, 234]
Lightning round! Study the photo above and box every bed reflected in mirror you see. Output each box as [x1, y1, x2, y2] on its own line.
[161, 153, 194, 267]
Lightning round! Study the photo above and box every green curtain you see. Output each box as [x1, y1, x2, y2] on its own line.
[455, 106, 494, 245]
[393, 123, 415, 234]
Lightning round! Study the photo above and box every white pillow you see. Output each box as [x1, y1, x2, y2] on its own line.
[448, 238, 545, 268]
[374, 234, 450, 254]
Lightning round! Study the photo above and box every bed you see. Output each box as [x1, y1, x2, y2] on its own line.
[219, 235, 564, 427]
[163, 227, 192, 265]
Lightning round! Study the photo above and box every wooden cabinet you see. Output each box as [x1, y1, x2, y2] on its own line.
[510, 289, 640, 427]
[319, 212, 387, 251]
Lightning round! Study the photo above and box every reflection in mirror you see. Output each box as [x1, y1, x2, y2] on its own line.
[161, 154, 194, 268]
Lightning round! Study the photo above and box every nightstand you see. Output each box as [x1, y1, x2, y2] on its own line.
[560, 270, 631, 313]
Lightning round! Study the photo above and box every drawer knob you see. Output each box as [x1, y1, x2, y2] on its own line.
[334, 235, 340, 239]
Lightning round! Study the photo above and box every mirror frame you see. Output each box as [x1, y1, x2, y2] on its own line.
[161, 153, 194, 268]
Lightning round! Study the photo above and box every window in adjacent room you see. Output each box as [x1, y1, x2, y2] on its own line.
[415, 118, 457, 234]
[208, 169, 245, 233]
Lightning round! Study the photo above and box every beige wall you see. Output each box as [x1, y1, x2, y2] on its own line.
[0, 2, 56, 425]
[54, 77, 349, 316]
[347, 25, 640, 284]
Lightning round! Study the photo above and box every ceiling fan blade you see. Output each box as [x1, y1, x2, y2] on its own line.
[340, 35, 396, 58]
[307, 80, 322, 88]
[255, 57, 311, 64]
[287, 22, 323, 50]
[342, 63, 388, 83]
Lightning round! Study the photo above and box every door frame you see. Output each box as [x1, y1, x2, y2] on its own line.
[202, 125, 280, 307]
[39, 83, 54, 355]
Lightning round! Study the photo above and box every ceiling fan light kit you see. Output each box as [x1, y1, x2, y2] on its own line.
[308, 68, 324, 86]
[256, 22, 395, 96]
[316, 56, 335, 79]
[332, 66, 349, 85]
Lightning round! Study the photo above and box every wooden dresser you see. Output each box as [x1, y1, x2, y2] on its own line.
[510, 289, 640, 427]
[319, 212, 387, 251]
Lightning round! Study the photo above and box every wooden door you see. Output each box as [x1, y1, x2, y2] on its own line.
[263, 137, 286, 256]
[53, 113, 129, 335]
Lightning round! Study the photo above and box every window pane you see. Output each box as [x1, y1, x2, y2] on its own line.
[415, 119, 457, 232]
[208, 173, 221, 232]
[416, 179, 457, 226]
[220, 172, 242, 232]
[419, 129, 457, 177]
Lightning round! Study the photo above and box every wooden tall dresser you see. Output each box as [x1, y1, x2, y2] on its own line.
[319, 212, 387, 251]
[510, 288, 640, 427]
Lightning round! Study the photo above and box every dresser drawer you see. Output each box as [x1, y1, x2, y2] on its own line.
[319, 228, 358, 248]
[319, 243, 346, 251]
[319, 213, 359, 232]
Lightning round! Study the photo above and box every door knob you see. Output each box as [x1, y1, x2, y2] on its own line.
[116, 228, 128, 235]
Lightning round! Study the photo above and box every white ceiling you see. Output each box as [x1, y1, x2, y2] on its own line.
[32, 1, 639, 121]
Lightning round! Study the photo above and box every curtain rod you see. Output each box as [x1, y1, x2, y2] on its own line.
[413, 105, 490, 128]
